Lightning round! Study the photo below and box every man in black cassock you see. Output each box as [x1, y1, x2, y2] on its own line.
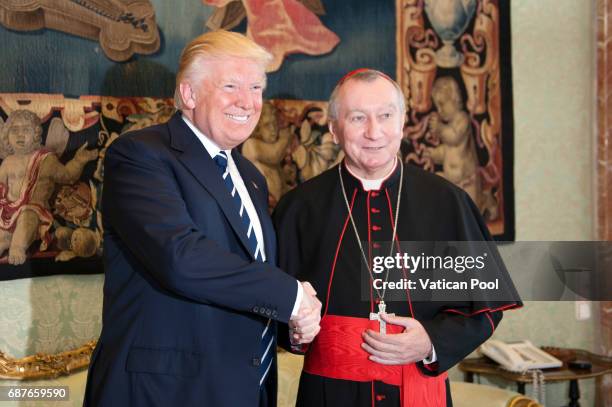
[273, 69, 521, 407]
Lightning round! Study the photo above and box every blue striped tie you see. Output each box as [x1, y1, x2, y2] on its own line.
[213, 151, 274, 386]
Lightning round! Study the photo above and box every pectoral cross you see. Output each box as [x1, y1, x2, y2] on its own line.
[369, 301, 395, 334]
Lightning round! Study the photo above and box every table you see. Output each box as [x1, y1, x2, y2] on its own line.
[459, 347, 612, 407]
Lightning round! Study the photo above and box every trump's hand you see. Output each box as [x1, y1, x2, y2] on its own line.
[289, 282, 321, 344]
[361, 313, 432, 365]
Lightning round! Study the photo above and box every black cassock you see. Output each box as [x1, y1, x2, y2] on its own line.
[273, 161, 521, 407]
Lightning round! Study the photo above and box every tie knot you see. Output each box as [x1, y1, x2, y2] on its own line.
[213, 151, 229, 173]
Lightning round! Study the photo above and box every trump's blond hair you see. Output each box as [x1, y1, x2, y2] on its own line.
[174, 30, 273, 109]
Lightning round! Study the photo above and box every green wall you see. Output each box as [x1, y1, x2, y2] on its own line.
[448, 1, 598, 406]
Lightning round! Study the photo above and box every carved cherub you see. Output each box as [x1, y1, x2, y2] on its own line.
[424, 77, 497, 219]
[0, 110, 98, 265]
[291, 107, 342, 182]
[54, 226, 100, 262]
[54, 182, 94, 227]
[242, 102, 294, 203]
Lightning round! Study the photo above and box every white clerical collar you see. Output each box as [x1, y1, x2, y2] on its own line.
[181, 114, 231, 160]
[345, 158, 398, 191]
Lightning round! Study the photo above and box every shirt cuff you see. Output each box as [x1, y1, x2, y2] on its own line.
[423, 345, 437, 364]
[290, 281, 303, 318]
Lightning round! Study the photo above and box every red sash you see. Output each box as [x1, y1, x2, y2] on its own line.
[303, 314, 447, 407]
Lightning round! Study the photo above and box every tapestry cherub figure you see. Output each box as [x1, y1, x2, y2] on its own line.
[0, 110, 98, 265]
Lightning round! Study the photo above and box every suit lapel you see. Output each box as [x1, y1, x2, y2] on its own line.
[167, 113, 255, 259]
[232, 150, 277, 264]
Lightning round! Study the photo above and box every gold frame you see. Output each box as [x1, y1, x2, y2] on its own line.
[0, 340, 95, 380]
[508, 396, 543, 407]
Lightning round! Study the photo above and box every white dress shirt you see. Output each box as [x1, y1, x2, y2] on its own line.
[182, 116, 303, 317]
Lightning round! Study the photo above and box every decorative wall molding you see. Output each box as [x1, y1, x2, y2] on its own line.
[597, 0, 612, 404]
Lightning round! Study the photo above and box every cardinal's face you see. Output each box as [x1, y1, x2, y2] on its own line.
[330, 77, 404, 179]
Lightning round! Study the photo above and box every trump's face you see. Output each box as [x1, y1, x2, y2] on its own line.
[330, 77, 405, 179]
[181, 56, 265, 150]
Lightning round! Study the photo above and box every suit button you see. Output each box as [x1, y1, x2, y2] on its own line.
[253, 306, 259, 313]
[272, 311, 278, 318]
[266, 309, 272, 316]
[252, 358, 261, 366]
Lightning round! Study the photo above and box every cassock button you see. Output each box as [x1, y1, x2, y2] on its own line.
[373, 243, 381, 249]
[371, 191, 379, 197]
[371, 207, 381, 213]
[372, 225, 381, 231]
[375, 298, 380, 304]
[252, 358, 261, 366]
[376, 394, 386, 401]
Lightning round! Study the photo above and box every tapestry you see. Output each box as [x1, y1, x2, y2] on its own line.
[396, 0, 514, 238]
[0, 0, 514, 279]
[0, 95, 173, 280]
[0, 0, 160, 62]
[0, 94, 342, 280]
[203, 0, 340, 72]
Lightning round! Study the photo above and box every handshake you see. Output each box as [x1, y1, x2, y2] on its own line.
[289, 282, 322, 345]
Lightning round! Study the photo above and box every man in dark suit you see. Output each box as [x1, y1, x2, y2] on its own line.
[84, 30, 322, 407]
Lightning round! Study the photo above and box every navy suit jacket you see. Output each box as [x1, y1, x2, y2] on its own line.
[84, 113, 297, 407]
